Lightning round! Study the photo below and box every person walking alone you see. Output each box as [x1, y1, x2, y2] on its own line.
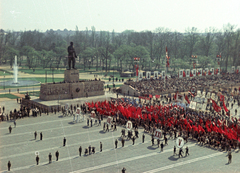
[55, 151, 59, 161]
[36, 155, 39, 165]
[63, 137, 66, 146]
[79, 146, 82, 156]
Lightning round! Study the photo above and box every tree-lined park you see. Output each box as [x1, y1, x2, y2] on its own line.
[1, 23, 240, 75]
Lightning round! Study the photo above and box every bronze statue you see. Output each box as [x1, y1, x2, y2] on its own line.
[67, 42, 77, 70]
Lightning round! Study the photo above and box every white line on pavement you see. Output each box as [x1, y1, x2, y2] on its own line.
[69, 143, 196, 173]
[143, 152, 223, 173]
[0, 121, 87, 138]
[0, 128, 102, 149]
[0, 133, 139, 159]
[0, 143, 196, 173]
[61, 120, 74, 172]
[0, 116, 72, 130]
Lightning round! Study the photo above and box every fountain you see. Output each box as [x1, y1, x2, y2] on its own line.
[0, 55, 41, 87]
[13, 55, 18, 84]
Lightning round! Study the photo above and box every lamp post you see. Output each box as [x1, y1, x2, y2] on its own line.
[52, 67, 55, 83]
[4, 71, 5, 95]
[112, 62, 117, 88]
[134, 57, 140, 82]
[88, 59, 91, 69]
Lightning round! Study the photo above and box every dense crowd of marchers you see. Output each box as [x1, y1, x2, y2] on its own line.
[85, 93, 240, 153]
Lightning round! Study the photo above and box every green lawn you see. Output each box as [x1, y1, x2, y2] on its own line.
[106, 84, 123, 88]
[19, 69, 66, 74]
[0, 94, 20, 99]
[0, 70, 12, 76]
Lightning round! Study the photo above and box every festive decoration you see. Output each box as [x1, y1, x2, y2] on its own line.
[166, 47, 170, 67]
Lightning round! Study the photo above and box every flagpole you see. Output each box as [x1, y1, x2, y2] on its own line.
[164, 56, 166, 88]
[164, 46, 167, 88]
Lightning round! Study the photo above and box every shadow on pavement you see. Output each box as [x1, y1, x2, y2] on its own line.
[68, 122, 75, 125]
[147, 146, 158, 150]
[168, 155, 179, 161]
[99, 130, 106, 134]
[73, 156, 79, 159]
[58, 115, 64, 118]
[43, 163, 51, 166]
[82, 126, 89, 129]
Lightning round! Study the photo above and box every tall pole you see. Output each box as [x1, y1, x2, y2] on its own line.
[4, 71, 5, 95]
[164, 46, 167, 88]
[4, 71, 5, 90]
[45, 70, 47, 83]
[134, 57, 140, 82]
[164, 57, 166, 88]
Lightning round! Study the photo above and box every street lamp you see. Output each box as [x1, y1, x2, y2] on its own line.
[4, 71, 5, 94]
[88, 59, 91, 69]
[52, 67, 55, 83]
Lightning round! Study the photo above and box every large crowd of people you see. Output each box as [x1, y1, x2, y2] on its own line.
[1, 72, 240, 171]
[86, 95, 240, 153]
[124, 73, 240, 96]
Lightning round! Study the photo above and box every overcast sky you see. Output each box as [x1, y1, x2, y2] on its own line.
[1, 0, 240, 33]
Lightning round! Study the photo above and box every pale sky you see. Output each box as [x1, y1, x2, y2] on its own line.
[0, 0, 240, 33]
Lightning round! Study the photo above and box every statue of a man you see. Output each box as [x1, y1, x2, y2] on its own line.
[67, 42, 77, 70]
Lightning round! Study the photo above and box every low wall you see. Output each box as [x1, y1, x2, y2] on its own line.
[120, 85, 140, 96]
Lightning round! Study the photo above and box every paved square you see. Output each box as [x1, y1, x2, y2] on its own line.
[1, 100, 240, 173]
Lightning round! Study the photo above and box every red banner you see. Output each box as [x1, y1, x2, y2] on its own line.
[211, 99, 221, 112]
[185, 95, 190, 104]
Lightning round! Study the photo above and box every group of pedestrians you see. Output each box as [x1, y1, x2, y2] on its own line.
[173, 146, 189, 157]
[35, 151, 59, 165]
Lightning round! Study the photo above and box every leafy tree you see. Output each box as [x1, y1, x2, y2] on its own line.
[3, 46, 19, 68]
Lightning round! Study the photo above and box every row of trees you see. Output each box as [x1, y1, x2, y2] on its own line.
[0, 23, 239, 73]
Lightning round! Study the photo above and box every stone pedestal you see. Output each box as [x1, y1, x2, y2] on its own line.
[64, 69, 79, 82]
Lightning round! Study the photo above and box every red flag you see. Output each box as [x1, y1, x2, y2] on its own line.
[183, 71, 186, 77]
[136, 64, 139, 76]
[155, 95, 160, 99]
[166, 60, 170, 67]
[223, 101, 229, 113]
[211, 99, 221, 112]
[190, 72, 193, 77]
[185, 95, 190, 104]
[188, 91, 195, 97]
[208, 70, 211, 75]
[149, 94, 153, 98]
